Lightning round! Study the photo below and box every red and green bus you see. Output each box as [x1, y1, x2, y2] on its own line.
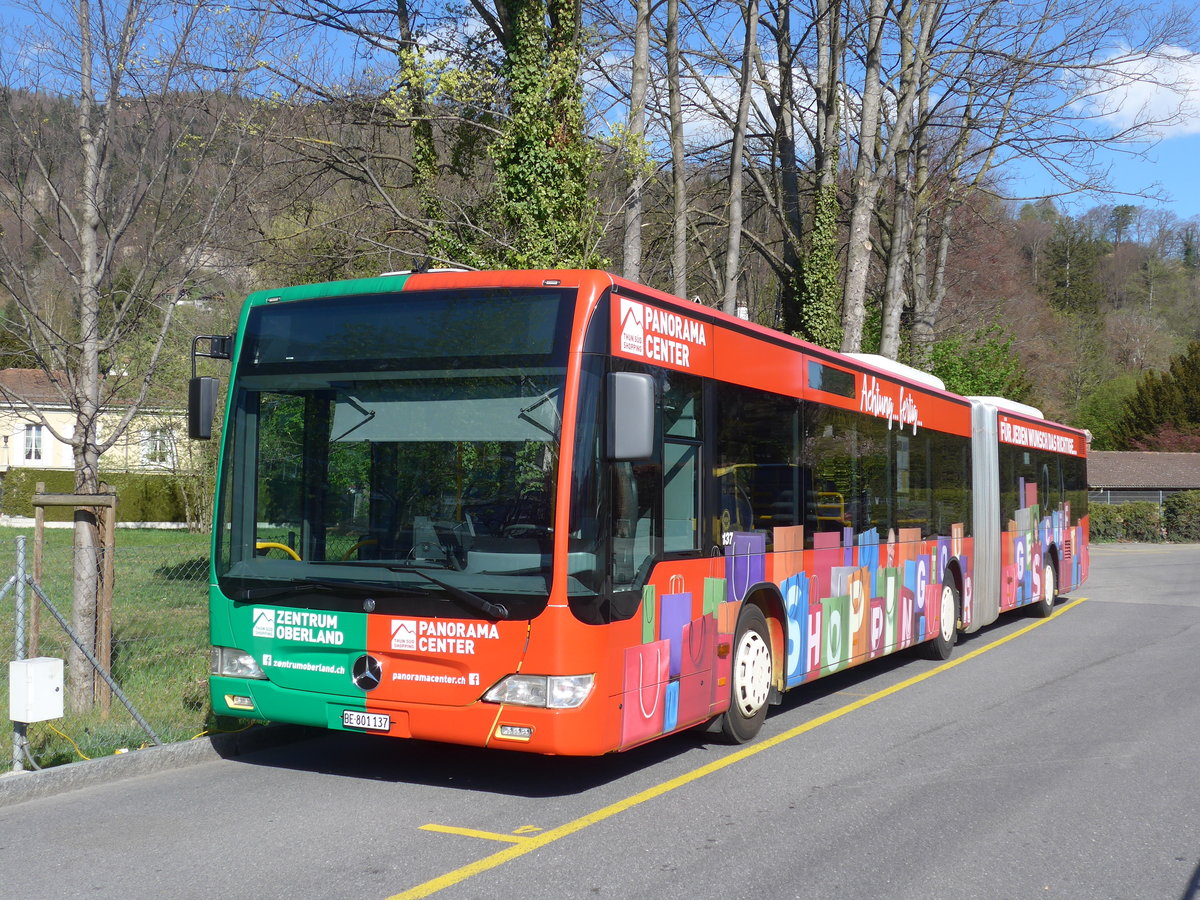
[192, 269, 1088, 755]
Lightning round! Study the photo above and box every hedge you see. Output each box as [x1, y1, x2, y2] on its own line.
[1088, 501, 1164, 543]
[1163, 490, 1200, 542]
[1088, 503, 1125, 542]
[0, 468, 188, 523]
[1089, 493, 1200, 543]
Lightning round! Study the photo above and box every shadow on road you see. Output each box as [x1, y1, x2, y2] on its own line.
[219, 597, 1067, 800]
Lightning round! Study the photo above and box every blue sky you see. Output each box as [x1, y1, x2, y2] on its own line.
[5, 1, 1196, 224]
[1055, 135, 1200, 221]
[1002, 41, 1200, 222]
[1002, 133, 1200, 224]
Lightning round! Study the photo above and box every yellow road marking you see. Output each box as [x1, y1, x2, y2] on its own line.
[390, 597, 1087, 899]
[419, 825, 532, 844]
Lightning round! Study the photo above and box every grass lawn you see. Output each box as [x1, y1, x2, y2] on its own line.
[1, 527, 217, 769]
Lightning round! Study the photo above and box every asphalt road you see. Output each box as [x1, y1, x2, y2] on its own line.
[1, 543, 1198, 900]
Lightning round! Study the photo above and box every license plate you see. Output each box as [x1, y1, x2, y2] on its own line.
[342, 710, 391, 731]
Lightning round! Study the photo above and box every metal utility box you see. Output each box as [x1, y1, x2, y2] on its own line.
[8, 657, 65, 723]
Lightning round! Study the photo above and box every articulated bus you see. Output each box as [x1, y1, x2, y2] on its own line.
[192, 269, 1088, 755]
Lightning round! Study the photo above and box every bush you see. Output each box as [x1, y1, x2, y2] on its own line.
[1119, 502, 1164, 542]
[115, 474, 187, 523]
[0, 468, 187, 523]
[1089, 504, 1124, 542]
[1088, 501, 1163, 543]
[1163, 490, 1200, 542]
[0, 469, 75, 520]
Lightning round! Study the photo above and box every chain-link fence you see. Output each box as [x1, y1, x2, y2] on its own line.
[1089, 489, 1179, 506]
[2, 528, 213, 772]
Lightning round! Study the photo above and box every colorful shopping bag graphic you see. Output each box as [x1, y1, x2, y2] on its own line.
[621, 639, 669, 747]
[726, 532, 766, 603]
[660, 590, 692, 678]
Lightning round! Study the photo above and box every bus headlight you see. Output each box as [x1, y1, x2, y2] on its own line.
[211, 646, 268, 680]
[483, 674, 595, 709]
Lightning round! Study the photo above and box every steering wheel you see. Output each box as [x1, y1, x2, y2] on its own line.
[340, 538, 378, 561]
[255, 541, 301, 561]
[501, 523, 553, 538]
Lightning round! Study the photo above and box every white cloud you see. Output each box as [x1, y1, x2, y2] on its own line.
[1086, 45, 1200, 138]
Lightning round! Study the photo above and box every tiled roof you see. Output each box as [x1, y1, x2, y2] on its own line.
[1088, 451, 1200, 490]
[0, 368, 71, 406]
[0, 368, 174, 414]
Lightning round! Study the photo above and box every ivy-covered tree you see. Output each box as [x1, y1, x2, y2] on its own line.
[263, 0, 602, 272]
[794, 182, 842, 350]
[485, 0, 603, 269]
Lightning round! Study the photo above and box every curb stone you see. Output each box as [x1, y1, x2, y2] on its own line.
[0, 724, 317, 809]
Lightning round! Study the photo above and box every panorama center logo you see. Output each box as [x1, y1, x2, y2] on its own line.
[619, 298, 645, 357]
[391, 618, 417, 651]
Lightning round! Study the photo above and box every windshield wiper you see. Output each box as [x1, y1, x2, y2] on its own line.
[231, 578, 429, 602]
[329, 393, 376, 443]
[518, 388, 561, 438]
[409, 570, 510, 620]
[239, 563, 509, 619]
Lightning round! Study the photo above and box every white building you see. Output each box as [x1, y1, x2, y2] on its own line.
[0, 368, 190, 475]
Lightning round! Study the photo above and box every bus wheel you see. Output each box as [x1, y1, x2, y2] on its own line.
[922, 581, 958, 660]
[1031, 559, 1057, 618]
[720, 604, 772, 743]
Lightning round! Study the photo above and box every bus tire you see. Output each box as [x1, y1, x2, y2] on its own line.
[922, 581, 958, 660]
[1031, 558, 1057, 618]
[720, 604, 772, 744]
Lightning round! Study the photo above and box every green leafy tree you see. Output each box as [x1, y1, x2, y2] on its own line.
[1180, 223, 1200, 272]
[1107, 204, 1136, 245]
[927, 323, 1031, 400]
[1075, 373, 1138, 449]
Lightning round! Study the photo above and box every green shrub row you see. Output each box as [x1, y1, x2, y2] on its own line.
[1090, 491, 1200, 543]
[1163, 490, 1200, 542]
[0, 468, 189, 523]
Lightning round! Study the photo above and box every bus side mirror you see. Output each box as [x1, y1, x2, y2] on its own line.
[189, 376, 219, 440]
[608, 372, 655, 460]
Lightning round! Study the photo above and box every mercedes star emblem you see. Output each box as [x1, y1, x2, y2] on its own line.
[351, 654, 383, 691]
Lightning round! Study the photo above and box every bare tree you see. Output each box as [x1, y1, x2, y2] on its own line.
[666, 0, 690, 297]
[0, 0, 271, 710]
[721, 0, 760, 315]
[882, 0, 1197, 361]
[622, 0, 652, 280]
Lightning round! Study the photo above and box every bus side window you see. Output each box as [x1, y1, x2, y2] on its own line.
[664, 440, 700, 552]
[612, 461, 657, 586]
[713, 382, 801, 548]
[663, 373, 702, 554]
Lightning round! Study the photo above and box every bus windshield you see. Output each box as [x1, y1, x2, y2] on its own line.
[215, 286, 575, 620]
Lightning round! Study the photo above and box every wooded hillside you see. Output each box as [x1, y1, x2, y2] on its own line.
[2, 0, 1198, 451]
